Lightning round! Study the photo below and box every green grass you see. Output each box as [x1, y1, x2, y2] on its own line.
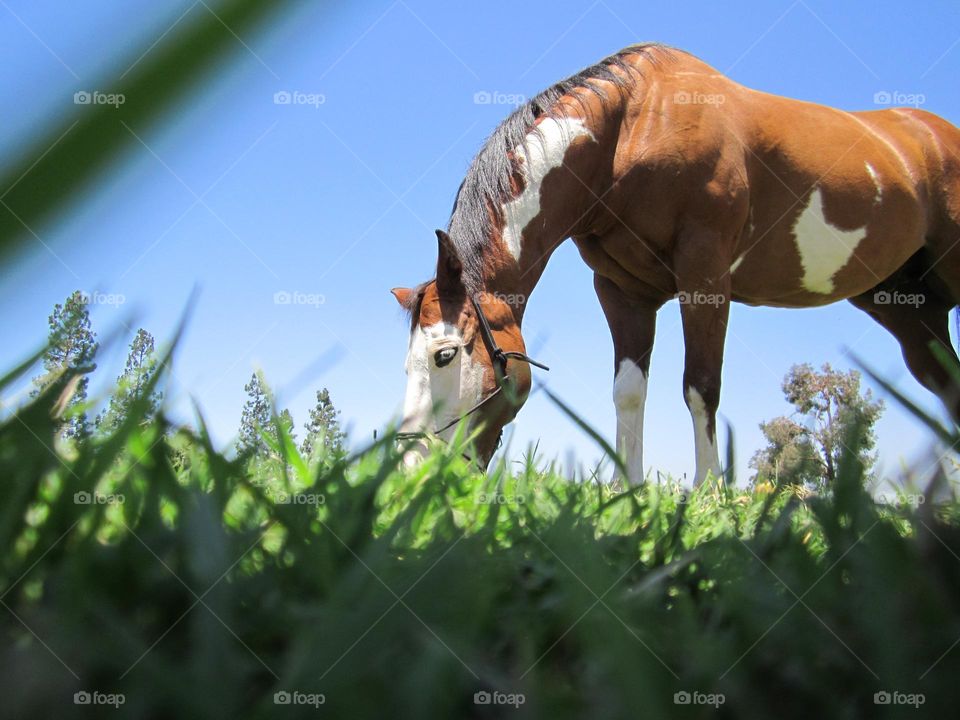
[3, 353, 960, 719]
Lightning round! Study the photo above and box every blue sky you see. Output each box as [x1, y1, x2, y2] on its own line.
[1, 0, 959, 484]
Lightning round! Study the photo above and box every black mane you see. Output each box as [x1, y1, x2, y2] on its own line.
[446, 43, 673, 290]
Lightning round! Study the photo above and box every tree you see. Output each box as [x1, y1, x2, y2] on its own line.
[750, 416, 821, 488]
[300, 388, 345, 461]
[237, 371, 272, 456]
[97, 329, 161, 431]
[750, 363, 884, 490]
[34, 290, 98, 440]
[236, 371, 302, 462]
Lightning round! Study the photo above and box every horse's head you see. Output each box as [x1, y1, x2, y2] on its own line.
[391, 230, 534, 469]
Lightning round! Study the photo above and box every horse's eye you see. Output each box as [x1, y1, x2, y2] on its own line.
[434, 347, 458, 367]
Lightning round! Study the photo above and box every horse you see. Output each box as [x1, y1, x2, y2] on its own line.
[391, 43, 960, 485]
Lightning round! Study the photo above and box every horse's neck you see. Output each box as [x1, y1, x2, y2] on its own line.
[480, 112, 613, 323]
[473, 234, 555, 327]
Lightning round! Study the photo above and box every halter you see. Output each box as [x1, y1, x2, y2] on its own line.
[396, 295, 549, 464]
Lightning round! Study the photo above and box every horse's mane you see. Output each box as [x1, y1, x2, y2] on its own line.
[446, 43, 675, 290]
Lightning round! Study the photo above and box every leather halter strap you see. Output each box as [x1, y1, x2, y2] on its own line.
[396, 295, 549, 462]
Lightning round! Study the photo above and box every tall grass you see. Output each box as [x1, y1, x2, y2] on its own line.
[2, 350, 960, 719]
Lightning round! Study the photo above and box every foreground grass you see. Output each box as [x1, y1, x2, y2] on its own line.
[2, 363, 960, 719]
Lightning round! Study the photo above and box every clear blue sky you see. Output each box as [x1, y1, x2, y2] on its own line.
[1, 0, 958, 484]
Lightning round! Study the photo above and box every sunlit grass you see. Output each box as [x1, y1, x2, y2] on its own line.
[2, 348, 960, 719]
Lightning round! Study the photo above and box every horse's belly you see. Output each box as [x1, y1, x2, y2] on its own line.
[574, 232, 678, 299]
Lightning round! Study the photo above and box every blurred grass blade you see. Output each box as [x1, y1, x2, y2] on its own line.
[542, 386, 628, 479]
[854, 353, 957, 446]
[0, 0, 308, 257]
[0, 345, 48, 394]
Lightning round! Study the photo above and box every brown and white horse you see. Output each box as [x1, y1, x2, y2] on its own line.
[392, 43, 960, 485]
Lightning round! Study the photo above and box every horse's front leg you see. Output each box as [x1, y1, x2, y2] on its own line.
[594, 274, 663, 485]
[675, 236, 732, 487]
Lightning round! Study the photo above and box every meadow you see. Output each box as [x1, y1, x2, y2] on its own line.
[3, 343, 960, 720]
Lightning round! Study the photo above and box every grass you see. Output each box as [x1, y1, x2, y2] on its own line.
[2, 349, 960, 719]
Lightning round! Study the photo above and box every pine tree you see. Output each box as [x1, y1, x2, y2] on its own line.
[300, 388, 345, 460]
[237, 371, 272, 456]
[97, 328, 161, 431]
[34, 290, 98, 439]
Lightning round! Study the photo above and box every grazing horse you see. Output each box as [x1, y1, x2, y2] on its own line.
[392, 43, 960, 485]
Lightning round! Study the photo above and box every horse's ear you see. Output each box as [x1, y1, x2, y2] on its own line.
[391, 287, 413, 307]
[436, 229, 463, 291]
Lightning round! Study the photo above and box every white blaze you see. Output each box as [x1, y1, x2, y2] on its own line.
[686, 386, 721, 486]
[400, 321, 485, 465]
[500, 116, 596, 261]
[792, 187, 866, 294]
[612, 359, 647, 485]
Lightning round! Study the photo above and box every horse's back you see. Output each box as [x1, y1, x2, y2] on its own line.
[605, 48, 960, 304]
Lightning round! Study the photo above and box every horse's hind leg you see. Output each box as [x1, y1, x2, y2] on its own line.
[848, 277, 960, 423]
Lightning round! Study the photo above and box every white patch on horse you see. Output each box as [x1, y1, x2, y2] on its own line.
[399, 321, 484, 465]
[792, 187, 866, 294]
[686, 386, 721, 486]
[865, 162, 882, 205]
[500, 117, 596, 261]
[612, 359, 647, 485]
[730, 254, 746, 274]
